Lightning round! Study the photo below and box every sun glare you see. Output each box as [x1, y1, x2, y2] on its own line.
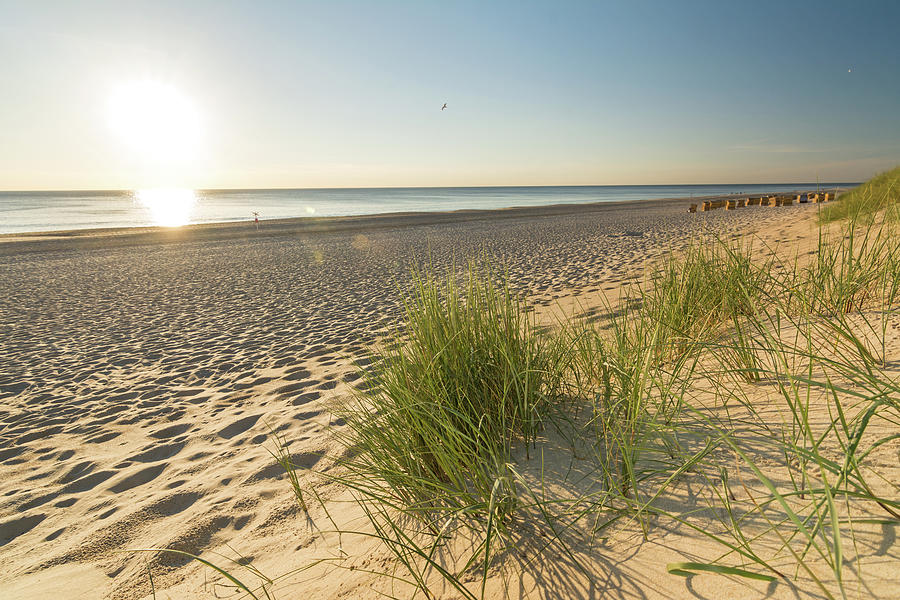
[108, 80, 201, 161]
[135, 188, 197, 227]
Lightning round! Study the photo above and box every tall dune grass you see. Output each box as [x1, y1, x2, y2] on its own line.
[323, 205, 899, 597]
[642, 238, 773, 350]
[145, 170, 900, 599]
[606, 203, 899, 594]
[337, 265, 565, 524]
[820, 165, 900, 223]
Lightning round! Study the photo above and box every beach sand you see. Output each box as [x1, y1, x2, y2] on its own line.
[1, 197, 897, 599]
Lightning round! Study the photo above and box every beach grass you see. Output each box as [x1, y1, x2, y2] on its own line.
[820, 165, 900, 223]
[336, 265, 564, 519]
[616, 184, 900, 594]
[325, 172, 899, 596]
[140, 169, 900, 598]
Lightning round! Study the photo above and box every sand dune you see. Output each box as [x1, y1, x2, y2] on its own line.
[0, 198, 858, 598]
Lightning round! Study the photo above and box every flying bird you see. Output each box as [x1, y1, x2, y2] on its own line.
[441, 103, 447, 111]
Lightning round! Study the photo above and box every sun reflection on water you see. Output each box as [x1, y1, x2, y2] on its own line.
[134, 189, 197, 227]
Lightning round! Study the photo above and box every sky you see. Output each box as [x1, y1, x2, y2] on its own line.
[1, 0, 898, 190]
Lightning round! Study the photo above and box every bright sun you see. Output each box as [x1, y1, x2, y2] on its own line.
[108, 80, 201, 161]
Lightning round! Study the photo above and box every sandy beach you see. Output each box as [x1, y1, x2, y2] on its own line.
[4, 1, 897, 596]
[1, 196, 896, 599]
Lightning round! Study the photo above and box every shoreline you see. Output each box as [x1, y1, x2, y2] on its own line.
[0, 189, 841, 255]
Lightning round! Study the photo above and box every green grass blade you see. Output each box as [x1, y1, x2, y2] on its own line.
[667, 561, 777, 582]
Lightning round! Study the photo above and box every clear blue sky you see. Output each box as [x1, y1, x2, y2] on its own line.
[1, 0, 898, 190]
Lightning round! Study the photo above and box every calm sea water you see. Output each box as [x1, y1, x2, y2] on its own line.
[0, 184, 855, 235]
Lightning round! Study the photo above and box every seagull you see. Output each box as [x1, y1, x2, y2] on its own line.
[441, 103, 447, 111]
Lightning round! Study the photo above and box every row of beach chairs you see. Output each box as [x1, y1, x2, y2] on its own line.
[689, 192, 833, 213]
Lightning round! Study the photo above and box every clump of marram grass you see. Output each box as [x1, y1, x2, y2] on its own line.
[666, 294, 900, 597]
[292, 198, 900, 598]
[323, 264, 573, 599]
[313, 199, 899, 597]
[567, 276, 706, 507]
[565, 207, 900, 595]
[820, 165, 900, 223]
[337, 263, 564, 524]
[567, 236, 772, 499]
[800, 217, 900, 317]
[641, 237, 774, 357]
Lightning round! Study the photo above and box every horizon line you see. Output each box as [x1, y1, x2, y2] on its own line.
[0, 180, 861, 194]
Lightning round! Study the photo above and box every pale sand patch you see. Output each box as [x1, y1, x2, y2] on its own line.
[0, 564, 112, 599]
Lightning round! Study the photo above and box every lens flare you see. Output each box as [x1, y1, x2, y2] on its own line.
[135, 189, 196, 227]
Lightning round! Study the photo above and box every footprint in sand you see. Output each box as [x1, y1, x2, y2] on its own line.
[58, 461, 97, 484]
[284, 368, 312, 381]
[130, 441, 186, 463]
[144, 491, 202, 517]
[292, 409, 322, 421]
[17, 426, 64, 445]
[20, 492, 61, 511]
[243, 452, 322, 484]
[62, 470, 116, 494]
[273, 381, 311, 396]
[107, 464, 167, 494]
[0, 446, 27, 463]
[155, 515, 233, 568]
[85, 431, 121, 444]
[149, 423, 192, 439]
[0, 513, 46, 546]
[217, 414, 262, 439]
[291, 391, 321, 406]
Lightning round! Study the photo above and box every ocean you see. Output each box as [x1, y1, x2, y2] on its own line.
[0, 183, 855, 235]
